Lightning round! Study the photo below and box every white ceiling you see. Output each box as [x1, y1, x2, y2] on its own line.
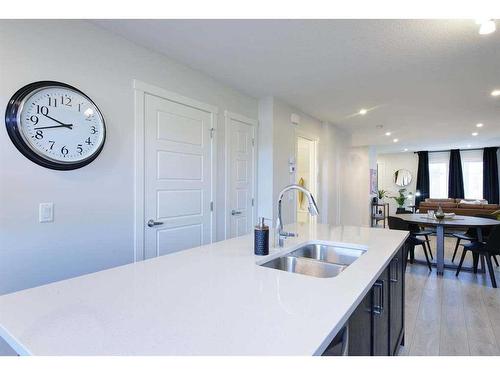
[93, 19, 500, 153]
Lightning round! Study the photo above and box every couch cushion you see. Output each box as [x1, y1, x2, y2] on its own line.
[483, 204, 500, 210]
[458, 203, 484, 209]
[425, 198, 455, 203]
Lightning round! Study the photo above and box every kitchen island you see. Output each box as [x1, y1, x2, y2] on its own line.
[0, 223, 408, 355]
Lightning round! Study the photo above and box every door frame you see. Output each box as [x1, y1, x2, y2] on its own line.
[133, 79, 218, 261]
[294, 130, 319, 224]
[223, 110, 258, 239]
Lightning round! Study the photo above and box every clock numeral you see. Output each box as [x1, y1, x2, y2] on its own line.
[90, 126, 97, 134]
[61, 96, 72, 106]
[77, 144, 83, 155]
[61, 146, 69, 156]
[35, 130, 43, 140]
[85, 137, 92, 146]
[78, 103, 82, 112]
[48, 97, 57, 107]
[48, 141, 55, 150]
[36, 105, 49, 116]
[30, 115, 39, 125]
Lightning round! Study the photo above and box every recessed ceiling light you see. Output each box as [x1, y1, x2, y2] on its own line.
[476, 123, 484, 128]
[478, 19, 496, 35]
[359, 108, 368, 115]
[472, 132, 478, 136]
[403, 148, 408, 152]
[467, 144, 472, 148]
[491, 89, 500, 97]
[393, 138, 399, 143]
[385, 131, 391, 136]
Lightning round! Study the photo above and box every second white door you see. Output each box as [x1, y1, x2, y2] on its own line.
[226, 112, 257, 238]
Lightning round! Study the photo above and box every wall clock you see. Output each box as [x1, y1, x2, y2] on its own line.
[5, 81, 106, 170]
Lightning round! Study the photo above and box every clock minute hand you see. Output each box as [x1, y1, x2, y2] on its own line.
[43, 113, 73, 128]
[34, 124, 73, 130]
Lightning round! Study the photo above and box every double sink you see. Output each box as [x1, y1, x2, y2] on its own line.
[260, 243, 366, 278]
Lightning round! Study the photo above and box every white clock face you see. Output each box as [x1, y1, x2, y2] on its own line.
[18, 86, 105, 163]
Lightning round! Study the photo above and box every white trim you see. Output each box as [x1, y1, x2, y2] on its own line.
[224, 110, 258, 240]
[294, 130, 319, 224]
[133, 79, 218, 260]
[133, 80, 218, 115]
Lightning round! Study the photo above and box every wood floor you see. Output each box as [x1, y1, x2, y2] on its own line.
[400, 235, 500, 356]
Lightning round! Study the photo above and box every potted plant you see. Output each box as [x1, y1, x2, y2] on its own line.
[378, 189, 387, 201]
[391, 188, 410, 212]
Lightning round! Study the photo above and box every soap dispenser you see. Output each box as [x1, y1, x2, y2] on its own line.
[254, 217, 270, 256]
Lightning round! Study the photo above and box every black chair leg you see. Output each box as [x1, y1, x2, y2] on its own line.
[486, 255, 497, 288]
[421, 243, 432, 272]
[451, 238, 461, 263]
[494, 255, 499, 267]
[425, 235, 433, 260]
[409, 245, 415, 264]
[473, 253, 479, 274]
[456, 249, 467, 277]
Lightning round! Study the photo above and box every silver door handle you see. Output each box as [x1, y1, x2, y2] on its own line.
[231, 210, 243, 216]
[147, 219, 164, 227]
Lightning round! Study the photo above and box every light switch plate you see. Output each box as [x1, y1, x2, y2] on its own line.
[39, 203, 54, 223]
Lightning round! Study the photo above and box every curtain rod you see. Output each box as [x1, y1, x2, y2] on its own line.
[413, 147, 489, 154]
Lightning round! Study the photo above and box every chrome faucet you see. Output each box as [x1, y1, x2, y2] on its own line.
[275, 184, 319, 247]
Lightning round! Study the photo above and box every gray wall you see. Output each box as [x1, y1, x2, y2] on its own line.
[0, 20, 258, 295]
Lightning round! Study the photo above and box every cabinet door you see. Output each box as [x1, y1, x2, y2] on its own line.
[347, 289, 373, 356]
[389, 246, 405, 355]
[372, 267, 390, 356]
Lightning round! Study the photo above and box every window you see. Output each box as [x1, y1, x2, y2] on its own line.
[429, 152, 449, 198]
[461, 150, 483, 200]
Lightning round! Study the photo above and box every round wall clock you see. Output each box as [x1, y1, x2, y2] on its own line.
[5, 81, 106, 170]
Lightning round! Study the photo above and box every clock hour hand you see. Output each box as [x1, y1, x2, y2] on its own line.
[42, 113, 73, 129]
[34, 124, 73, 130]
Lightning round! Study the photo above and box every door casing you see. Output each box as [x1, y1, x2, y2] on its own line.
[224, 110, 258, 239]
[133, 79, 218, 261]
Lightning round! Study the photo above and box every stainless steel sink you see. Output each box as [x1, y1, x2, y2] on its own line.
[289, 243, 366, 266]
[260, 256, 346, 278]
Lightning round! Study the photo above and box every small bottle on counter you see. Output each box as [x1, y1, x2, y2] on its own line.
[254, 217, 270, 256]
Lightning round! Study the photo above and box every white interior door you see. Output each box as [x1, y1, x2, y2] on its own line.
[226, 113, 256, 238]
[144, 93, 214, 259]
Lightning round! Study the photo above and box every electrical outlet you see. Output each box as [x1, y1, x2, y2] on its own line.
[39, 203, 54, 223]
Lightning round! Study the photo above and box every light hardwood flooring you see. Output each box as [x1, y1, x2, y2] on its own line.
[399, 235, 500, 356]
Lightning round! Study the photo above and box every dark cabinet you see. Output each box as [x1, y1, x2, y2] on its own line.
[372, 268, 390, 356]
[389, 246, 405, 355]
[348, 288, 373, 356]
[325, 244, 405, 356]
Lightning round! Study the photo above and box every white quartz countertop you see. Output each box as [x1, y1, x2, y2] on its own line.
[0, 223, 408, 355]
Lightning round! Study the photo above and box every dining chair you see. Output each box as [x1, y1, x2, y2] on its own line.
[456, 224, 500, 288]
[451, 214, 499, 266]
[388, 216, 432, 271]
[401, 209, 434, 260]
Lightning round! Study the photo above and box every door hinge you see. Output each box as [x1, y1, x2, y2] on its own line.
[210, 128, 215, 139]
[252, 198, 254, 207]
[210, 201, 214, 211]
[252, 138, 255, 146]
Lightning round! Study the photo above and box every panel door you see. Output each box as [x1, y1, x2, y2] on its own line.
[144, 93, 213, 258]
[348, 289, 373, 356]
[227, 116, 255, 238]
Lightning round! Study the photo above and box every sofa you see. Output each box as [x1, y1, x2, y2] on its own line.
[418, 198, 500, 216]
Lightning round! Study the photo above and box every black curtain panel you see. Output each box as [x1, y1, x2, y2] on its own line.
[415, 151, 430, 208]
[483, 147, 499, 204]
[448, 149, 464, 199]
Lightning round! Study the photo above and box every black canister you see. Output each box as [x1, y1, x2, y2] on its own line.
[254, 217, 269, 256]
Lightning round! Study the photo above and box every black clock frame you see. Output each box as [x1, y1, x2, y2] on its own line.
[5, 81, 106, 170]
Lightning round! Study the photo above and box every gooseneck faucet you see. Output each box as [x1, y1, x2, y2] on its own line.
[275, 184, 319, 247]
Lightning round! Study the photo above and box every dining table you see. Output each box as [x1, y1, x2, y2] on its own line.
[396, 213, 500, 275]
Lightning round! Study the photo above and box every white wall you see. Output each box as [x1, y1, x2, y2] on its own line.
[339, 146, 376, 226]
[377, 152, 418, 214]
[0, 20, 258, 295]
